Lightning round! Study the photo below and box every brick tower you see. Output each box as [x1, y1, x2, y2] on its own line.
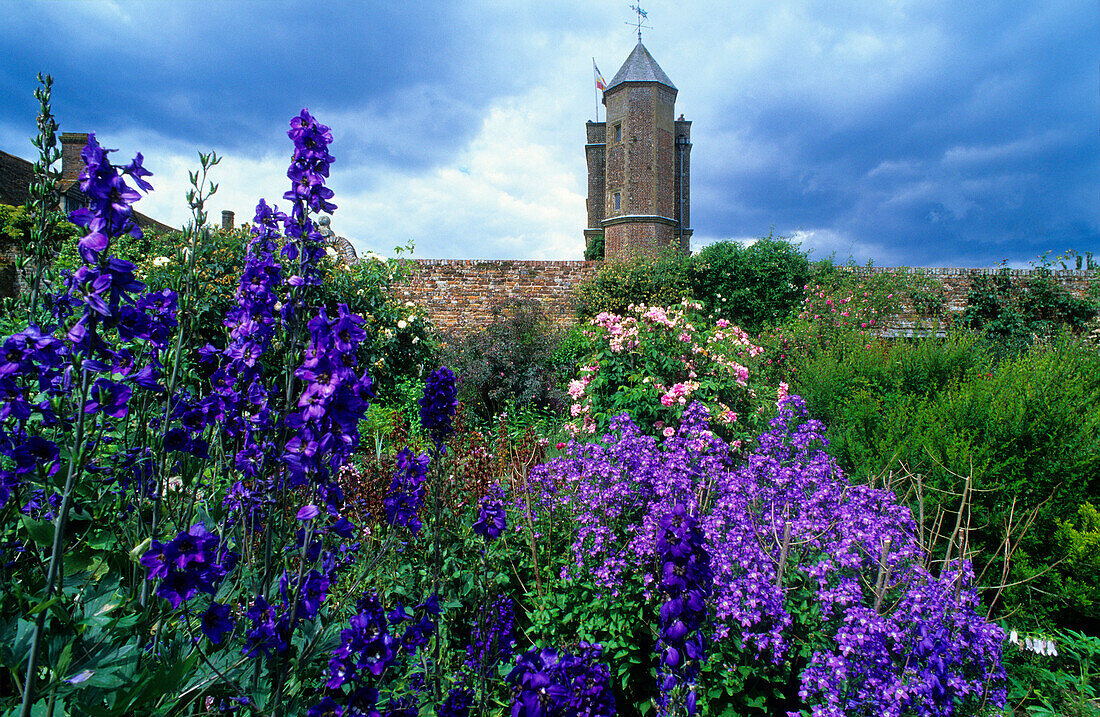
[585, 42, 691, 260]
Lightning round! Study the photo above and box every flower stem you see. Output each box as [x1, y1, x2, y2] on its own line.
[20, 367, 90, 717]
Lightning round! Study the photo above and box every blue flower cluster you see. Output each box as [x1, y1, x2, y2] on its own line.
[506, 643, 616, 717]
[536, 396, 1007, 715]
[68, 132, 151, 264]
[211, 111, 372, 531]
[283, 302, 373, 492]
[473, 497, 507, 541]
[281, 109, 336, 288]
[313, 593, 440, 716]
[0, 328, 63, 508]
[464, 595, 515, 675]
[438, 686, 474, 717]
[140, 523, 238, 610]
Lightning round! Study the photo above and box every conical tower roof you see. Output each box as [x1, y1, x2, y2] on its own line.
[605, 42, 677, 92]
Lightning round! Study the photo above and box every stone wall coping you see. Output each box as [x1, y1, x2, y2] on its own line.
[407, 259, 598, 268]
[842, 266, 1098, 278]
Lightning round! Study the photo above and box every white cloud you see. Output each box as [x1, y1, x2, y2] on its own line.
[333, 87, 588, 259]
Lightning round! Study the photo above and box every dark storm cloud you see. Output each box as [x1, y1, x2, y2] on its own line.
[0, 0, 1094, 265]
[0, 1, 520, 173]
[692, 1, 1099, 266]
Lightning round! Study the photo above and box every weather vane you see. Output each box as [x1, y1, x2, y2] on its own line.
[627, 3, 652, 42]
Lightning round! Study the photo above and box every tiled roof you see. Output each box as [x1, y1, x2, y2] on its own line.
[606, 42, 676, 92]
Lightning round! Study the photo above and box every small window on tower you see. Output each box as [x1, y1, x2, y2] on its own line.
[614, 123, 622, 142]
[613, 192, 621, 211]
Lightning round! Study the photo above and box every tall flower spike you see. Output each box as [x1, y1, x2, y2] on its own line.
[420, 366, 458, 447]
[282, 109, 335, 286]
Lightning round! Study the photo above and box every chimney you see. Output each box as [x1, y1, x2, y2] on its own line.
[60, 132, 89, 186]
[221, 210, 235, 231]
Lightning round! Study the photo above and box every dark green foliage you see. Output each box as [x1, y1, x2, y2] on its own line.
[585, 233, 605, 261]
[689, 236, 810, 333]
[963, 270, 1098, 359]
[527, 577, 657, 714]
[440, 299, 567, 425]
[789, 332, 1100, 628]
[573, 250, 690, 318]
[550, 323, 589, 385]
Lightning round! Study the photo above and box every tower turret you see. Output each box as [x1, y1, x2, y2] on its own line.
[585, 42, 691, 260]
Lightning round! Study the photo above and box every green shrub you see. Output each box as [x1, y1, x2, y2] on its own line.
[688, 235, 810, 333]
[110, 224, 435, 397]
[573, 249, 690, 318]
[584, 232, 604, 261]
[963, 270, 1098, 359]
[0, 202, 81, 323]
[439, 299, 567, 426]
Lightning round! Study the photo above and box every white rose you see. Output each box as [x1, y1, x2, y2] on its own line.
[397, 320, 407, 329]
[325, 247, 338, 259]
[152, 256, 170, 267]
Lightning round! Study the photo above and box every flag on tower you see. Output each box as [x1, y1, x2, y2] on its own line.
[593, 59, 607, 92]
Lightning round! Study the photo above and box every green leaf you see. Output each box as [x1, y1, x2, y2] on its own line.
[21, 515, 54, 546]
[28, 596, 60, 615]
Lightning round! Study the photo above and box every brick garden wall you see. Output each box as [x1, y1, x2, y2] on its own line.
[394, 259, 600, 333]
[396, 260, 1097, 336]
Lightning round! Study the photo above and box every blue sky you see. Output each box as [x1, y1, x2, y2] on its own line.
[1, 0, 1096, 267]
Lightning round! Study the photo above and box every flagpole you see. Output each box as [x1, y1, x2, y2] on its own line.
[593, 57, 599, 122]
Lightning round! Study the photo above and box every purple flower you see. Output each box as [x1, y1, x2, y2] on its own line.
[84, 378, 131, 418]
[297, 504, 321, 521]
[140, 523, 237, 609]
[327, 595, 395, 689]
[306, 697, 344, 717]
[383, 448, 429, 533]
[201, 602, 235, 645]
[243, 595, 287, 658]
[420, 366, 458, 446]
[473, 497, 507, 541]
[655, 503, 711, 714]
[68, 133, 151, 265]
[465, 595, 515, 675]
[438, 686, 473, 717]
[0, 326, 63, 378]
[506, 643, 615, 717]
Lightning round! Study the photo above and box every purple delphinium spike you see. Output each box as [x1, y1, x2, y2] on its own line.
[420, 365, 458, 447]
[383, 448, 430, 532]
[140, 523, 238, 610]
